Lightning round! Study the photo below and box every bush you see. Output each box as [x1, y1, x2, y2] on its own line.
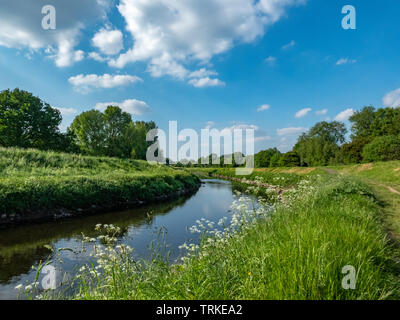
[277, 152, 301, 167]
[362, 136, 400, 162]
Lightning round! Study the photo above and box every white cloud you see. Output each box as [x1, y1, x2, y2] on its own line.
[95, 99, 150, 115]
[277, 127, 307, 136]
[334, 108, 354, 121]
[68, 74, 142, 93]
[189, 68, 218, 78]
[257, 104, 271, 112]
[110, 0, 305, 84]
[0, 0, 112, 67]
[295, 107, 312, 118]
[265, 56, 276, 65]
[316, 108, 328, 115]
[88, 52, 108, 62]
[56, 107, 78, 116]
[189, 77, 225, 88]
[92, 27, 124, 55]
[282, 40, 296, 50]
[336, 58, 357, 65]
[383, 88, 400, 108]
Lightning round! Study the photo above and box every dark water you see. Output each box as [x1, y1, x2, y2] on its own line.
[0, 179, 248, 299]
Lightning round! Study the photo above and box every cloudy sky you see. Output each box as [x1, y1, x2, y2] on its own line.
[0, 0, 399, 153]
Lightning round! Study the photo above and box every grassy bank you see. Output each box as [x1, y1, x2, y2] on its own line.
[55, 174, 398, 300]
[0, 148, 199, 221]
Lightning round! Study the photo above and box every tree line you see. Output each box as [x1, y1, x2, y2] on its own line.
[254, 106, 400, 168]
[0, 88, 156, 159]
[178, 106, 400, 168]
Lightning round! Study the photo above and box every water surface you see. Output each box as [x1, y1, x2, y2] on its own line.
[0, 179, 249, 299]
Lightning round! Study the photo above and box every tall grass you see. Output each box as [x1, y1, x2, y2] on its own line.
[57, 175, 399, 300]
[0, 148, 199, 216]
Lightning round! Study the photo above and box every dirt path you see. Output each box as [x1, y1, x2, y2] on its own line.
[387, 186, 400, 196]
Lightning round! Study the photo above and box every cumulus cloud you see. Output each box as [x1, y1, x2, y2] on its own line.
[188, 77, 225, 88]
[92, 27, 124, 55]
[0, 0, 112, 67]
[316, 108, 328, 115]
[88, 52, 108, 62]
[383, 88, 400, 108]
[334, 108, 354, 121]
[95, 99, 150, 115]
[265, 56, 276, 65]
[109, 0, 305, 84]
[277, 127, 307, 136]
[282, 40, 296, 50]
[257, 104, 271, 112]
[68, 74, 142, 93]
[56, 107, 78, 116]
[295, 108, 312, 118]
[336, 58, 357, 65]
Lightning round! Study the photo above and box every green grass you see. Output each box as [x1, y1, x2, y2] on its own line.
[0, 148, 199, 216]
[63, 174, 399, 300]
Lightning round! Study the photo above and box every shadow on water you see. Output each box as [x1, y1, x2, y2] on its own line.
[0, 179, 247, 299]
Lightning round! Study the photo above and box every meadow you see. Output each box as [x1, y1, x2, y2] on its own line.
[0, 148, 200, 222]
[32, 165, 400, 300]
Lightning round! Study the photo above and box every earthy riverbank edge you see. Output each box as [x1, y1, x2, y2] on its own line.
[0, 180, 201, 229]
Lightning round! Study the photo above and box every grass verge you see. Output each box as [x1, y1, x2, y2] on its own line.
[55, 174, 399, 300]
[0, 148, 200, 220]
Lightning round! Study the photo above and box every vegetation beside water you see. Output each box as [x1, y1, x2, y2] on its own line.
[0, 148, 199, 217]
[30, 173, 398, 300]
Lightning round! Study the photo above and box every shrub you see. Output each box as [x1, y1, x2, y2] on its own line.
[362, 136, 400, 162]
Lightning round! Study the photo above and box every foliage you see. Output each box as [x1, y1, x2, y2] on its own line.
[254, 148, 281, 168]
[277, 151, 301, 167]
[68, 106, 156, 159]
[336, 137, 372, 164]
[0, 88, 63, 150]
[362, 136, 400, 162]
[350, 106, 400, 139]
[48, 175, 398, 300]
[0, 147, 199, 215]
[293, 121, 346, 167]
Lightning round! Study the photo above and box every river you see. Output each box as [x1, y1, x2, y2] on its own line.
[0, 179, 255, 299]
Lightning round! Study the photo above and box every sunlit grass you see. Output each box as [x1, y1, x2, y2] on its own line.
[48, 175, 399, 300]
[0, 147, 199, 216]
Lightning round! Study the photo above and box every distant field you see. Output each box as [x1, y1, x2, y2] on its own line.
[0, 148, 199, 220]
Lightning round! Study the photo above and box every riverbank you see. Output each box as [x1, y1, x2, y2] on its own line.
[47, 173, 399, 300]
[0, 148, 200, 228]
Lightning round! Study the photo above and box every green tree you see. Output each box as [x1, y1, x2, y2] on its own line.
[255, 148, 281, 168]
[336, 137, 372, 164]
[349, 106, 376, 139]
[277, 151, 300, 167]
[362, 136, 400, 162]
[68, 110, 107, 156]
[0, 88, 62, 150]
[294, 121, 347, 166]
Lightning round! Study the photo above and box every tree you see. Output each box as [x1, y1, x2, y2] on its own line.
[255, 148, 281, 168]
[349, 106, 376, 139]
[103, 106, 133, 157]
[69, 106, 157, 159]
[68, 110, 107, 156]
[336, 137, 372, 164]
[278, 151, 300, 167]
[294, 121, 347, 166]
[309, 121, 347, 144]
[362, 136, 400, 162]
[0, 88, 62, 150]
[269, 153, 281, 167]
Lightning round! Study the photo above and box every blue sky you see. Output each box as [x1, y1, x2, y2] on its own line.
[0, 0, 399, 154]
